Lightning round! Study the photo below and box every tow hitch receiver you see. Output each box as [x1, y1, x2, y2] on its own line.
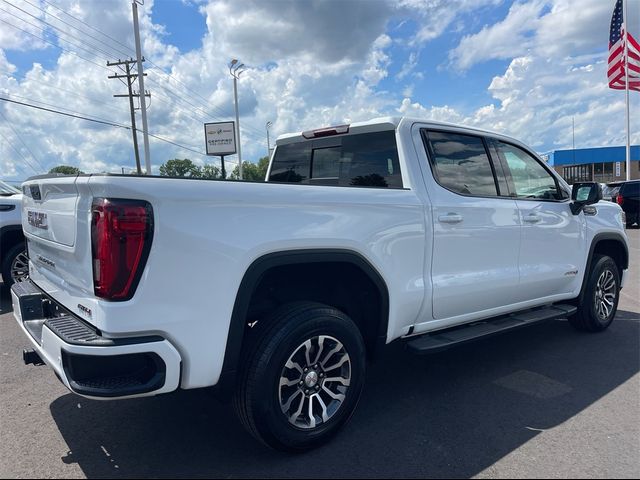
[23, 349, 44, 366]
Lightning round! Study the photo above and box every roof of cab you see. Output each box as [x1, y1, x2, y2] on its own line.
[275, 116, 508, 145]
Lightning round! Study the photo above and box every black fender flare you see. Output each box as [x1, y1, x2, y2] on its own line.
[0, 225, 25, 259]
[216, 249, 389, 396]
[578, 232, 629, 303]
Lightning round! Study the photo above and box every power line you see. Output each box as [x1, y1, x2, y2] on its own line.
[3, 3, 268, 149]
[0, 17, 112, 73]
[0, 96, 213, 159]
[0, 109, 46, 172]
[0, 96, 129, 128]
[2, 93, 127, 127]
[0, 129, 40, 175]
[20, 0, 135, 59]
[2, 0, 120, 60]
[7, 0, 268, 141]
[40, 0, 136, 56]
[143, 70, 267, 142]
[0, 71, 124, 114]
[7, 0, 244, 133]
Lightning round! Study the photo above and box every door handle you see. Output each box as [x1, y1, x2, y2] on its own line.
[523, 214, 542, 223]
[438, 213, 463, 224]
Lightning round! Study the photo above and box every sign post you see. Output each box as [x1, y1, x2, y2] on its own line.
[204, 121, 237, 179]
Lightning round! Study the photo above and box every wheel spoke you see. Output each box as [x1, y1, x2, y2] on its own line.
[322, 384, 345, 402]
[285, 359, 304, 375]
[324, 376, 350, 387]
[290, 393, 306, 423]
[281, 389, 303, 413]
[603, 273, 615, 290]
[303, 339, 313, 366]
[323, 354, 349, 372]
[307, 394, 316, 429]
[320, 344, 342, 368]
[316, 394, 329, 423]
[600, 301, 609, 317]
[312, 336, 326, 366]
[279, 377, 300, 388]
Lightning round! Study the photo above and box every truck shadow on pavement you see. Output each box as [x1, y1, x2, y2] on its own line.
[45, 309, 640, 478]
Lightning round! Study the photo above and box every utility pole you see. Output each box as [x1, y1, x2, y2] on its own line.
[266, 121, 272, 158]
[107, 58, 150, 175]
[229, 59, 245, 179]
[132, 0, 151, 175]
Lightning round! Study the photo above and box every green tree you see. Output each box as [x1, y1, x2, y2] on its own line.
[229, 156, 270, 182]
[49, 165, 84, 175]
[201, 164, 222, 179]
[159, 159, 201, 178]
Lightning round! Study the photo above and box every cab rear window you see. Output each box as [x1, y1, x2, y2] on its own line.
[268, 131, 403, 188]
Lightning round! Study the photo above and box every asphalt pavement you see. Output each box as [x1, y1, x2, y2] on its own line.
[1, 230, 638, 478]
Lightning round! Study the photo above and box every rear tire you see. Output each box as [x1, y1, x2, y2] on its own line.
[233, 302, 366, 452]
[569, 254, 620, 332]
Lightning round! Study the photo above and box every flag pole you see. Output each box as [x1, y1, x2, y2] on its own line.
[624, 0, 630, 181]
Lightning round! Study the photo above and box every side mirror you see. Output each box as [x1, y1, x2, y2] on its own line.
[570, 182, 602, 215]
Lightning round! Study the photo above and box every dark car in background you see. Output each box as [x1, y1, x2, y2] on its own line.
[602, 182, 623, 202]
[612, 180, 639, 228]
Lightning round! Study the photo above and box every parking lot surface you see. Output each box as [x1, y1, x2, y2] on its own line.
[1, 230, 638, 478]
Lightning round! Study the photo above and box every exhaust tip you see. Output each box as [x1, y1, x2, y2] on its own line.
[23, 349, 44, 366]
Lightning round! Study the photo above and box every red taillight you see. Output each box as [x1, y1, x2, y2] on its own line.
[91, 198, 153, 301]
[616, 194, 624, 206]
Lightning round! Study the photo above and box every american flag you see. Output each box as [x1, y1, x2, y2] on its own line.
[608, 0, 640, 91]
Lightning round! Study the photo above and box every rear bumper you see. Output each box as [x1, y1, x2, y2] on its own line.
[11, 279, 181, 399]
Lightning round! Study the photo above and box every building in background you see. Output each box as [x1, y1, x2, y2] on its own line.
[547, 145, 639, 184]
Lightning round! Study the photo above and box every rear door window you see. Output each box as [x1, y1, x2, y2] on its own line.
[268, 131, 402, 188]
[422, 130, 498, 196]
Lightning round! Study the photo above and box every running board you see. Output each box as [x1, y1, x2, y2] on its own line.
[406, 304, 577, 354]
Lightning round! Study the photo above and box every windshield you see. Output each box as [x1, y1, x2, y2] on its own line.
[0, 180, 20, 196]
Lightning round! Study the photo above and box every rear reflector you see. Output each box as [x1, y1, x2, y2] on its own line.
[302, 124, 350, 139]
[91, 198, 153, 301]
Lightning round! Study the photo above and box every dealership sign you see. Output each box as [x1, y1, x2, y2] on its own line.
[204, 122, 236, 156]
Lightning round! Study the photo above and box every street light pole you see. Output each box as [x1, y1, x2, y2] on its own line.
[229, 59, 245, 180]
[266, 121, 273, 158]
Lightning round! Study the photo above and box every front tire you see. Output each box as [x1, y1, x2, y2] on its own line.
[233, 302, 366, 451]
[569, 254, 620, 332]
[2, 243, 29, 286]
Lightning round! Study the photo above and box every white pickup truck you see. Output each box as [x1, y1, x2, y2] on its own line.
[12, 117, 629, 451]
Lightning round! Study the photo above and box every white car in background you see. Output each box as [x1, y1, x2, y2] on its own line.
[0, 180, 28, 285]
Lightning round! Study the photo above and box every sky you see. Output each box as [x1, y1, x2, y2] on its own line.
[0, 0, 639, 182]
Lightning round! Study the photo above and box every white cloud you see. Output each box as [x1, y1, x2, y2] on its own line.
[449, 0, 547, 70]
[0, 0, 49, 51]
[200, 0, 393, 65]
[1, 0, 638, 182]
[449, 0, 622, 71]
[398, 0, 502, 45]
[401, 53, 639, 151]
[398, 51, 419, 80]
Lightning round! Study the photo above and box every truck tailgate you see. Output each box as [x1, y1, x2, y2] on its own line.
[22, 176, 95, 305]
